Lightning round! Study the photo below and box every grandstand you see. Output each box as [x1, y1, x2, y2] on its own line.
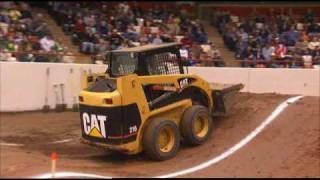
[0, 1, 319, 68]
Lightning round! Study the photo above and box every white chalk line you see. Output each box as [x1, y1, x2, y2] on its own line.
[0, 142, 24, 147]
[155, 95, 303, 178]
[30, 95, 303, 179]
[33, 172, 112, 179]
[49, 138, 73, 144]
[0, 138, 73, 147]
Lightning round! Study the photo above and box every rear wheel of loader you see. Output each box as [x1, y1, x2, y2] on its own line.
[181, 105, 213, 146]
[143, 119, 180, 161]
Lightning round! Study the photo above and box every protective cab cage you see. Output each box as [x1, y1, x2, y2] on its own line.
[105, 42, 184, 77]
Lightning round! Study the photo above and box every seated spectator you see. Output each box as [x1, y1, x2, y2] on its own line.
[283, 26, 300, 47]
[189, 51, 201, 66]
[301, 48, 313, 68]
[313, 50, 320, 68]
[96, 20, 109, 36]
[274, 42, 288, 59]
[0, 29, 6, 49]
[179, 45, 190, 65]
[123, 24, 139, 42]
[208, 43, 225, 67]
[34, 49, 49, 62]
[39, 35, 56, 52]
[62, 52, 75, 63]
[152, 33, 163, 45]
[0, 47, 16, 61]
[96, 39, 111, 55]
[307, 22, 319, 36]
[8, 5, 22, 22]
[72, 19, 86, 45]
[110, 29, 123, 50]
[308, 36, 320, 53]
[6, 35, 18, 51]
[190, 43, 202, 62]
[304, 8, 315, 23]
[63, 12, 75, 35]
[194, 28, 208, 44]
[30, 13, 48, 37]
[180, 33, 193, 47]
[81, 29, 97, 54]
[262, 43, 275, 61]
[19, 3, 32, 21]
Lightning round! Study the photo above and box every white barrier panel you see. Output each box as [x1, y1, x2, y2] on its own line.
[186, 67, 320, 97]
[0, 62, 106, 112]
[0, 64, 319, 112]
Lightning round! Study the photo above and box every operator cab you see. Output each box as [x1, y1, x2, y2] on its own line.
[105, 43, 184, 77]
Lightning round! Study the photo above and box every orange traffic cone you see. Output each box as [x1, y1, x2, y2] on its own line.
[51, 152, 57, 178]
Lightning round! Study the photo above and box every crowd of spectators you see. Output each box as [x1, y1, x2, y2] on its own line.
[212, 8, 320, 68]
[48, 2, 224, 66]
[0, 1, 67, 62]
[4, 2, 318, 69]
[0, 2, 67, 63]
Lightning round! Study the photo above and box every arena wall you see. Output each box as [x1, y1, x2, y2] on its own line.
[0, 62, 106, 112]
[187, 67, 320, 97]
[0, 62, 319, 112]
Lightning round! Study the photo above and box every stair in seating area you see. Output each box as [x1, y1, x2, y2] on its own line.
[201, 20, 240, 67]
[31, 7, 92, 64]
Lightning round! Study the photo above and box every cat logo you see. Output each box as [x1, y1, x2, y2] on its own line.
[82, 112, 107, 138]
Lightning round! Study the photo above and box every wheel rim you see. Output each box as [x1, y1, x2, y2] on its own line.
[158, 126, 175, 153]
[193, 112, 209, 138]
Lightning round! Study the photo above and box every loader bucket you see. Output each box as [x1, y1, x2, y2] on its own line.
[211, 83, 244, 117]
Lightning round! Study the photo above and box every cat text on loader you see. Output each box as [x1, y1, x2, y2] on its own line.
[79, 43, 243, 161]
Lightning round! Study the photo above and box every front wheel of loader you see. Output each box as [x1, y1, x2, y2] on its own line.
[181, 105, 213, 146]
[143, 119, 180, 161]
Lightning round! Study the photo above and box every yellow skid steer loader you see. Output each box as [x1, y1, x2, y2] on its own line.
[79, 43, 243, 161]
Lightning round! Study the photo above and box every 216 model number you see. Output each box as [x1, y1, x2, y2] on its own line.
[129, 125, 137, 133]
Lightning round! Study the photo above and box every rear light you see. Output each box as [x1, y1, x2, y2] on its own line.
[79, 96, 84, 102]
[104, 98, 113, 104]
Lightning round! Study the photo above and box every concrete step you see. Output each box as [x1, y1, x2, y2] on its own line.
[31, 7, 92, 64]
[201, 20, 240, 67]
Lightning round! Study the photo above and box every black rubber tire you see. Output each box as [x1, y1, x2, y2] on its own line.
[180, 105, 213, 146]
[143, 119, 180, 161]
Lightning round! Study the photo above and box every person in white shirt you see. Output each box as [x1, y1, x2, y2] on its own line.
[39, 35, 56, 52]
[308, 36, 320, 50]
[262, 44, 275, 61]
[152, 34, 163, 45]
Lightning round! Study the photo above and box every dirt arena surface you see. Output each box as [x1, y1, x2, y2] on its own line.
[0, 93, 319, 178]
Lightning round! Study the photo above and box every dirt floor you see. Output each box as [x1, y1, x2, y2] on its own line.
[0, 93, 319, 178]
